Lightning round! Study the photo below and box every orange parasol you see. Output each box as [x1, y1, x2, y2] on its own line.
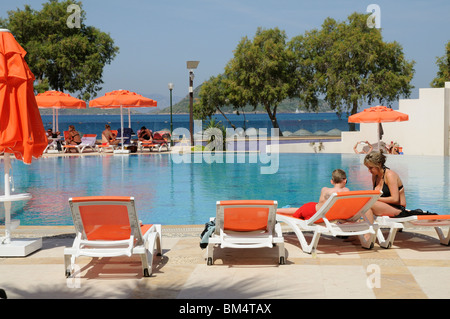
[89, 90, 157, 153]
[348, 105, 409, 148]
[36, 90, 86, 132]
[348, 105, 409, 123]
[0, 29, 46, 254]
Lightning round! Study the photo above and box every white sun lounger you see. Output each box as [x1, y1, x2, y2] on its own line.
[63, 133, 98, 153]
[64, 196, 162, 277]
[207, 200, 285, 265]
[276, 190, 382, 254]
[376, 214, 450, 248]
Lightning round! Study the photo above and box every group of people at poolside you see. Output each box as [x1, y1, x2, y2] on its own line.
[278, 150, 435, 222]
[101, 124, 154, 145]
[47, 124, 160, 147]
[353, 140, 402, 155]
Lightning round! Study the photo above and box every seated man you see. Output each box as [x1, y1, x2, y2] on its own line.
[278, 169, 350, 220]
[102, 124, 120, 145]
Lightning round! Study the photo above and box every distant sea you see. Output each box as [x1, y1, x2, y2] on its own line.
[41, 112, 358, 138]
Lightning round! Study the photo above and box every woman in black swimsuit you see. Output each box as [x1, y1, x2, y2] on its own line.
[364, 151, 406, 218]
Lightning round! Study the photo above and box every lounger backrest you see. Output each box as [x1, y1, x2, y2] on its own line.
[311, 190, 381, 224]
[117, 128, 132, 143]
[63, 131, 70, 142]
[216, 200, 277, 232]
[69, 196, 143, 244]
[81, 134, 97, 146]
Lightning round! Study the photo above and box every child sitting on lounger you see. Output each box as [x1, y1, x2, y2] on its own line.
[278, 169, 350, 220]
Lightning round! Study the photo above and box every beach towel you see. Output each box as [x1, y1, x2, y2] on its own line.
[200, 220, 216, 249]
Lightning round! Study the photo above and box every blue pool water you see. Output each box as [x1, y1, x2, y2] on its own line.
[0, 153, 449, 226]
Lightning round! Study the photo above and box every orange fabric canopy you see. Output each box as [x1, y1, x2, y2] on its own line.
[348, 105, 409, 123]
[36, 90, 86, 109]
[0, 29, 47, 164]
[89, 90, 157, 108]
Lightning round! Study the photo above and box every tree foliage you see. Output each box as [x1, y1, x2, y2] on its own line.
[196, 13, 416, 132]
[223, 27, 296, 135]
[289, 13, 415, 130]
[431, 40, 450, 88]
[194, 74, 238, 129]
[1, 0, 119, 100]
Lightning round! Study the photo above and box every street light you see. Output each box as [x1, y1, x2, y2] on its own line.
[168, 82, 174, 135]
[187, 61, 199, 146]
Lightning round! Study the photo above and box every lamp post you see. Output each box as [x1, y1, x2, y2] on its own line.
[168, 82, 174, 135]
[186, 61, 199, 146]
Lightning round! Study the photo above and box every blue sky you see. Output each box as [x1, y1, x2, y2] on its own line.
[1, 0, 449, 107]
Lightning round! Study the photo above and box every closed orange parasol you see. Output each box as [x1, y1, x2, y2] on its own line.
[36, 90, 86, 132]
[0, 29, 46, 255]
[89, 90, 157, 153]
[0, 30, 47, 163]
[348, 105, 409, 149]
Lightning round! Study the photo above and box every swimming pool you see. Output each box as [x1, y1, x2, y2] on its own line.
[1, 153, 449, 226]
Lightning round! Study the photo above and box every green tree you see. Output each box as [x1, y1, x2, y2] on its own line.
[194, 74, 238, 129]
[223, 27, 296, 136]
[431, 40, 450, 88]
[1, 0, 119, 100]
[289, 13, 415, 130]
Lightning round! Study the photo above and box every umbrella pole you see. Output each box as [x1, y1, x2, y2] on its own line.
[377, 124, 380, 150]
[52, 109, 56, 132]
[128, 108, 131, 128]
[3, 153, 11, 244]
[121, 105, 124, 151]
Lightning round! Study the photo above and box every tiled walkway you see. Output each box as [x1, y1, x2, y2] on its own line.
[0, 225, 449, 299]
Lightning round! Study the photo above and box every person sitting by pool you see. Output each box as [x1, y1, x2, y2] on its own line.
[66, 125, 82, 145]
[353, 141, 373, 154]
[363, 151, 406, 221]
[277, 169, 350, 219]
[102, 124, 120, 145]
[138, 126, 152, 142]
[46, 128, 60, 139]
[361, 151, 438, 221]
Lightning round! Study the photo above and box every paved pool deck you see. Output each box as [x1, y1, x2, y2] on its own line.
[1, 225, 449, 301]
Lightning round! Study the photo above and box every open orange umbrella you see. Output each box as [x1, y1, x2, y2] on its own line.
[348, 105, 409, 149]
[36, 90, 86, 132]
[0, 29, 46, 254]
[89, 90, 157, 153]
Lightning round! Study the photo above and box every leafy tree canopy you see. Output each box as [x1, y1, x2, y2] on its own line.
[431, 40, 450, 88]
[289, 12, 415, 130]
[196, 13, 416, 132]
[0, 0, 119, 100]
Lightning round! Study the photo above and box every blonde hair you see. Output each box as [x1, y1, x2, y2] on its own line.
[364, 151, 387, 168]
[331, 169, 347, 183]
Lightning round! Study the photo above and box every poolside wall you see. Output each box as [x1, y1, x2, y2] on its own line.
[273, 82, 450, 156]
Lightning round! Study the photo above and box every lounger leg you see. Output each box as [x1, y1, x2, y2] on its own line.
[358, 233, 376, 250]
[206, 243, 214, 265]
[64, 254, 71, 277]
[435, 227, 450, 246]
[294, 229, 321, 254]
[278, 242, 285, 264]
[376, 223, 403, 249]
[64, 252, 75, 277]
[141, 229, 163, 277]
